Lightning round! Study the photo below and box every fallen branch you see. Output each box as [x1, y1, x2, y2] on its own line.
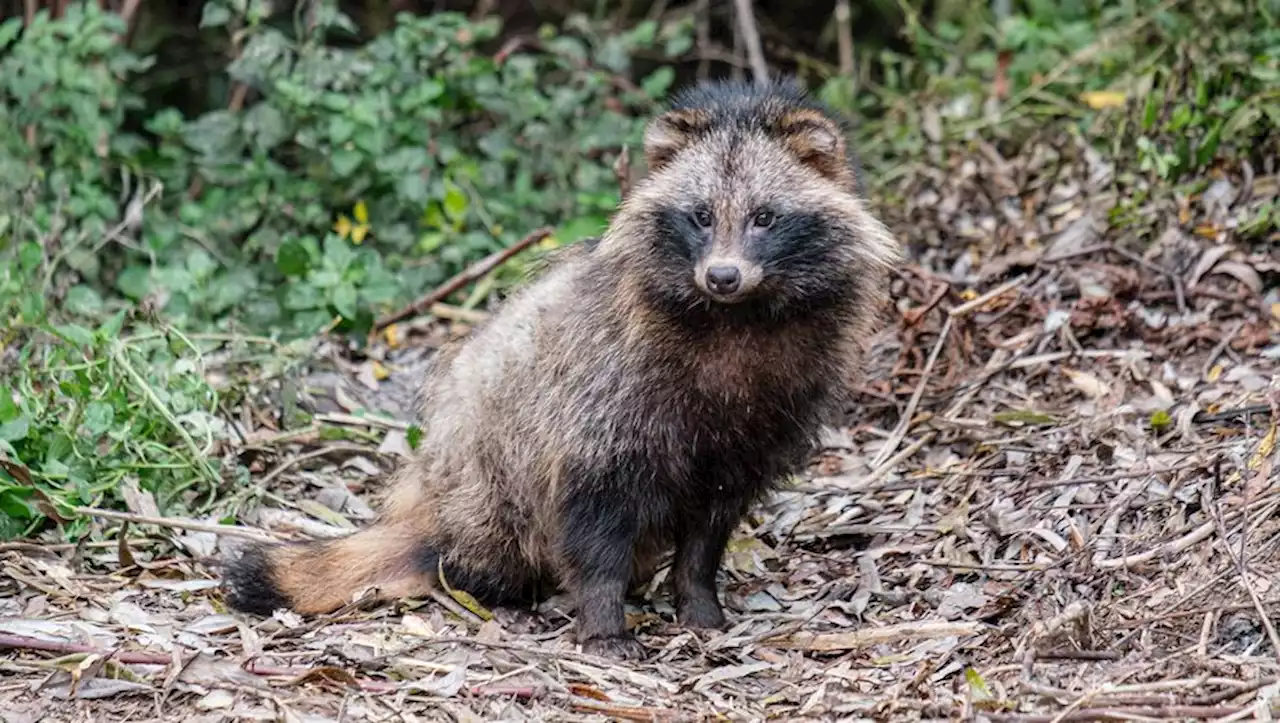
[73, 506, 280, 542]
[765, 620, 984, 652]
[566, 695, 686, 722]
[0, 633, 171, 665]
[374, 226, 553, 333]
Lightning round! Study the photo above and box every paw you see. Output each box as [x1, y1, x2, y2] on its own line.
[580, 634, 648, 660]
[677, 595, 726, 629]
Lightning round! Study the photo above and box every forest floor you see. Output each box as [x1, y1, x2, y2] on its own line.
[2, 130, 1279, 722]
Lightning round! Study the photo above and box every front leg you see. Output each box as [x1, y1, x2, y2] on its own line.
[559, 482, 646, 659]
[672, 506, 741, 630]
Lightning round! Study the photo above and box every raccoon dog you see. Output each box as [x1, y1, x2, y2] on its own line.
[222, 77, 900, 659]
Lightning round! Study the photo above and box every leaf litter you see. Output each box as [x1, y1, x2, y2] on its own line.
[2, 131, 1279, 722]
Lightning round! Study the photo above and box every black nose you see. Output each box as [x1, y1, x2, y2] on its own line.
[705, 265, 742, 294]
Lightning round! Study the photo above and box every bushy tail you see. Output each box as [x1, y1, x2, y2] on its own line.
[222, 521, 435, 616]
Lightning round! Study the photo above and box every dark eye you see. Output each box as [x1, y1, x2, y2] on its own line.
[752, 209, 777, 228]
[693, 207, 713, 228]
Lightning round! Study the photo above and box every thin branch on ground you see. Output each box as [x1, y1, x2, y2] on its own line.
[373, 226, 553, 333]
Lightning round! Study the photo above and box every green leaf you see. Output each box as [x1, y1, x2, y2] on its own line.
[187, 249, 217, 280]
[1149, 409, 1172, 431]
[557, 215, 608, 244]
[0, 18, 21, 49]
[97, 310, 127, 339]
[443, 182, 468, 222]
[332, 149, 362, 177]
[629, 20, 658, 45]
[329, 116, 356, 145]
[331, 283, 358, 320]
[83, 402, 115, 436]
[1196, 119, 1223, 168]
[642, 67, 675, 97]
[244, 102, 289, 150]
[1141, 91, 1159, 131]
[200, 3, 232, 28]
[276, 239, 311, 277]
[116, 266, 150, 300]
[0, 415, 29, 443]
[0, 389, 18, 423]
[396, 173, 429, 204]
[51, 324, 96, 348]
[64, 285, 103, 317]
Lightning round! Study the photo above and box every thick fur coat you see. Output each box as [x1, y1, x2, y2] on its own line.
[222, 77, 901, 659]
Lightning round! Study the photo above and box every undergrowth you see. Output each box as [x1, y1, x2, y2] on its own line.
[0, 0, 1276, 539]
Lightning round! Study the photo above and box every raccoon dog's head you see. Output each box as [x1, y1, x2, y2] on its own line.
[611, 77, 898, 322]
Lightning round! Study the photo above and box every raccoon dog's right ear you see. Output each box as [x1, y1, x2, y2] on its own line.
[643, 109, 710, 173]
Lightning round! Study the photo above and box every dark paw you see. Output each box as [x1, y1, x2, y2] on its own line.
[677, 595, 725, 629]
[580, 634, 648, 660]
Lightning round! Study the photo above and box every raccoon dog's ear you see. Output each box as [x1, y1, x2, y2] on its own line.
[775, 110, 854, 189]
[643, 109, 710, 173]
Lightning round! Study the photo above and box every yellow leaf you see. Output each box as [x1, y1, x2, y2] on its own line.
[1207, 363, 1225, 383]
[1080, 90, 1126, 109]
[960, 288, 978, 301]
[351, 224, 369, 244]
[384, 324, 402, 349]
[354, 199, 369, 225]
[371, 360, 390, 381]
[333, 215, 352, 239]
[437, 559, 494, 621]
[1249, 421, 1277, 471]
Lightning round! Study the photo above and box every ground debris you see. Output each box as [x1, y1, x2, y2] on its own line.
[4, 134, 1278, 721]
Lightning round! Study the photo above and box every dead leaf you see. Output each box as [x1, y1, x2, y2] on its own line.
[1209, 260, 1263, 293]
[689, 661, 774, 692]
[1063, 368, 1111, 399]
[120, 477, 160, 517]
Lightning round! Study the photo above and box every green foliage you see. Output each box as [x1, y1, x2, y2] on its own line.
[836, 0, 1279, 184]
[0, 314, 231, 539]
[1, 3, 682, 342]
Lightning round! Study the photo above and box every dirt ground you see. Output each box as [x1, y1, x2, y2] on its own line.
[2, 136, 1279, 722]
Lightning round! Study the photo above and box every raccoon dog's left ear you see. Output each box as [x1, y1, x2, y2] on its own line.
[775, 110, 855, 190]
[643, 109, 710, 173]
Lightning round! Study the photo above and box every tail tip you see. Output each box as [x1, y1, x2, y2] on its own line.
[221, 542, 291, 616]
